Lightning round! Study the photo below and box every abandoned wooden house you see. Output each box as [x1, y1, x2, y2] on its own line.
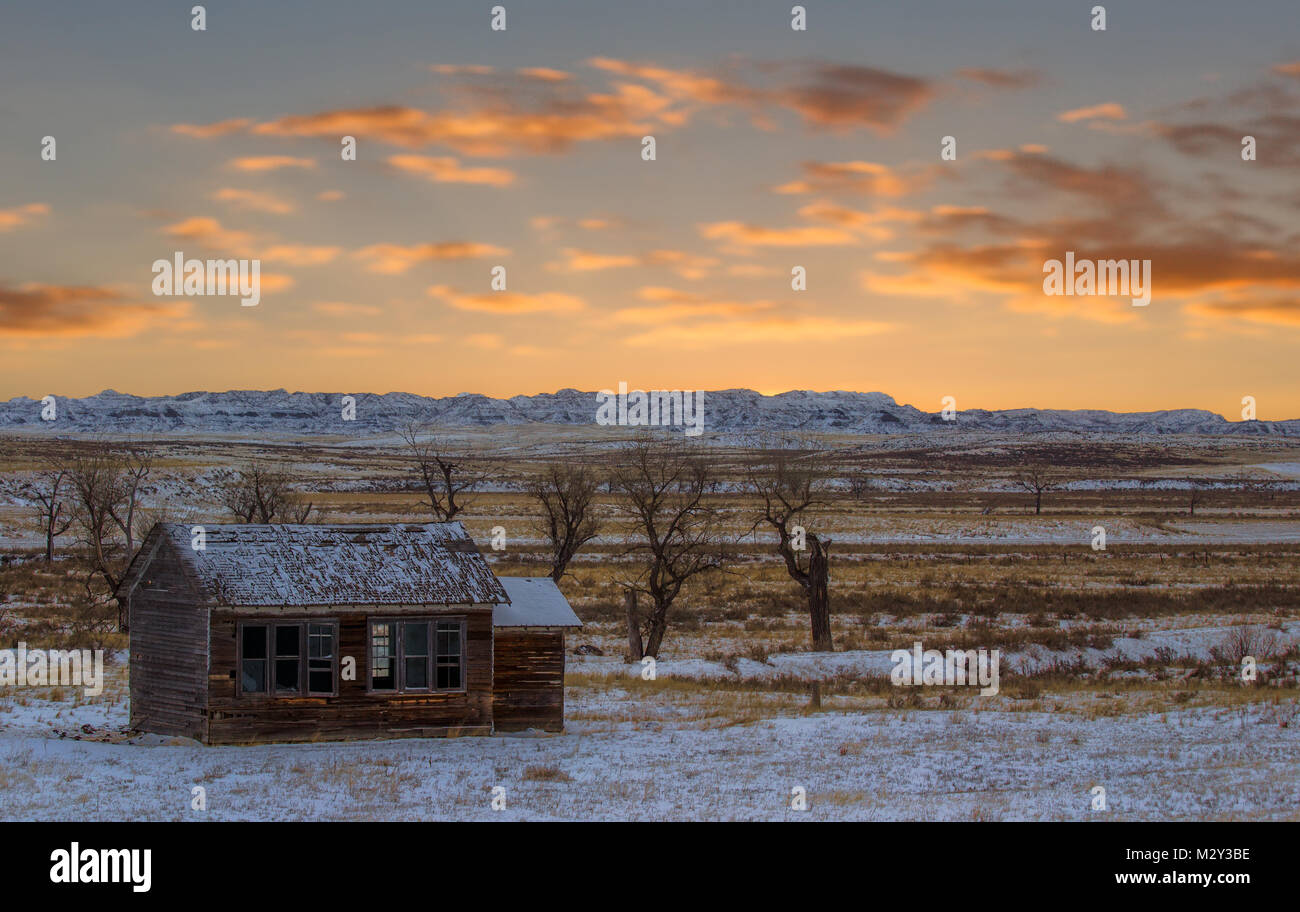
[114, 522, 581, 744]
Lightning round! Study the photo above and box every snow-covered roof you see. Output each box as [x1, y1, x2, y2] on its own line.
[122, 522, 508, 608]
[494, 577, 582, 628]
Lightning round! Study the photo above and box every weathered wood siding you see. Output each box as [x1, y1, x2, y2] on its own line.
[206, 606, 493, 745]
[128, 540, 208, 740]
[492, 628, 566, 732]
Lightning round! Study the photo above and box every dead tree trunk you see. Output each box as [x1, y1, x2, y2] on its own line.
[624, 589, 643, 662]
[643, 602, 670, 659]
[807, 534, 832, 651]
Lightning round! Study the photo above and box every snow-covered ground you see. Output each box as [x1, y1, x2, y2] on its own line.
[0, 660, 1295, 821]
[571, 622, 1300, 682]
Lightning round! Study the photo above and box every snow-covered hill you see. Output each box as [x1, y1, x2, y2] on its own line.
[1, 388, 1296, 436]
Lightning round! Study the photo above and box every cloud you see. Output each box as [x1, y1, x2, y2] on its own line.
[170, 118, 253, 138]
[0, 203, 50, 233]
[622, 314, 893, 347]
[699, 220, 859, 249]
[258, 245, 340, 266]
[1056, 102, 1128, 123]
[518, 67, 572, 82]
[162, 216, 254, 252]
[210, 188, 295, 215]
[957, 68, 1041, 89]
[353, 241, 507, 274]
[428, 284, 584, 314]
[387, 155, 515, 187]
[774, 160, 928, 197]
[1153, 116, 1300, 167]
[430, 64, 496, 76]
[546, 247, 719, 277]
[245, 93, 665, 157]
[1186, 294, 1300, 328]
[227, 155, 316, 172]
[0, 283, 188, 338]
[548, 249, 640, 272]
[586, 57, 737, 104]
[1272, 61, 1300, 77]
[994, 149, 1163, 217]
[175, 57, 933, 163]
[317, 190, 345, 202]
[773, 63, 933, 130]
[797, 202, 923, 241]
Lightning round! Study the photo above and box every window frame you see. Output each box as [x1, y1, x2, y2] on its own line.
[367, 617, 467, 695]
[236, 619, 339, 699]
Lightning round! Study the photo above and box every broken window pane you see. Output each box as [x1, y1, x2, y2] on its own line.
[370, 621, 396, 690]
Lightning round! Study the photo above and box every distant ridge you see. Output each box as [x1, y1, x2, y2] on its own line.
[2, 388, 1297, 436]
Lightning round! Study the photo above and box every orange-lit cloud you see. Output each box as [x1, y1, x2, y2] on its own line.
[354, 241, 508, 274]
[227, 155, 316, 172]
[0, 203, 50, 232]
[258, 245, 341, 266]
[387, 155, 516, 187]
[170, 118, 253, 138]
[1056, 102, 1128, 123]
[797, 202, 922, 241]
[957, 67, 1041, 89]
[519, 67, 572, 82]
[244, 94, 664, 157]
[623, 314, 893, 347]
[163, 217, 254, 252]
[546, 247, 719, 278]
[0, 283, 189, 338]
[699, 220, 858, 249]
[210, 188, 295, 215]
[775, 160, 928, 197]
[428, 285, 584, 314]
[175, 57, 935, 164]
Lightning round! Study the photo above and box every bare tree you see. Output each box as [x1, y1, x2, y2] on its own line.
[219, 462, 314, 523]
[400, 423, 483, 521]
[67, 442, 153, 606]
[612, 440, 725, 658]
[747, 447, 834, 651]
[1013, 464, 1058, 515]
[112, 442, 153, 555]
[1188, 483, 1204, 516]
[28, 469, 75, 563]
[527, 463, 602, 581]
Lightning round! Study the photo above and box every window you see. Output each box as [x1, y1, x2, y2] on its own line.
[274, 624, 301, 693]
[370, 621, 397, 691]
[436, 621, 462, 690]
[369, 618, 465, 693]
[307, 623, 336, 695]
[404, 622, 430, 690]
[241, 625, 267, 694]
[238, 621, 337, 697]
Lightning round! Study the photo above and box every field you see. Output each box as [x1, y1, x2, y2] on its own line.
[1, 428, 1298, 820]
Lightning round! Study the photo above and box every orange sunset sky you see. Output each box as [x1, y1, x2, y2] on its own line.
[2, 1, 1299, 417]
